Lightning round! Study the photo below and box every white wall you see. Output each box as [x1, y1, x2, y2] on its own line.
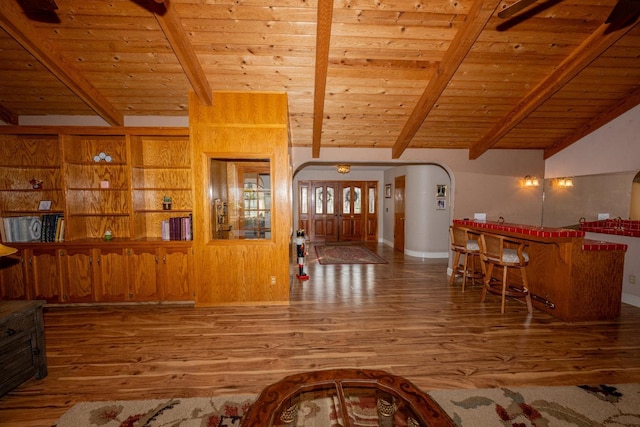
[545, 105, 640, 178]
[382, 165, 451, 258]
[544, 104, 640, 307]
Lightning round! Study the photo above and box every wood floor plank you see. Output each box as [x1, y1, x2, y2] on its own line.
[1, 242, 640, 426]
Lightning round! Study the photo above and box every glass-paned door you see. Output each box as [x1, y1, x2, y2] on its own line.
[310, 182, 338, 242]
[340, 183, 363, 241]
[242, 171, 271, 239]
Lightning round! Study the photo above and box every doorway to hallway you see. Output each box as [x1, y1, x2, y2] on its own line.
[297, 180, 378, 243]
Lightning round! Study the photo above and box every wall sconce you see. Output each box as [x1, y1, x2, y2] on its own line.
[337, 164, 351, 174]
[523, 175, 539, 187]
[555, 177, 573, 187]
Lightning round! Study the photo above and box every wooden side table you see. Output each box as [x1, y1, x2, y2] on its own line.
[0, 300, 48, 396]
[241, 369, 454, 427]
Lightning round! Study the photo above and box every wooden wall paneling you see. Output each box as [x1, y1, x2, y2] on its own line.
[190, 91, 291, 305]
[524, 240, 573, 319]
[569, 243, 624, 321]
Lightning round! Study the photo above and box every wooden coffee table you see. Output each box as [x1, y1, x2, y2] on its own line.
[241, 369, 454, 426]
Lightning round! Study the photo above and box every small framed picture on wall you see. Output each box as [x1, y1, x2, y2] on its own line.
[385, 184, 392, 198]
[436, 185, 447, 197]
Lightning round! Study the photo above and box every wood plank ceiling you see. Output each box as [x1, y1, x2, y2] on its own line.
[0, 0, 638, 159]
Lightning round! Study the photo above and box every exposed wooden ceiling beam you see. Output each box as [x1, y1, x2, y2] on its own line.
[391, 0, 502, 160]
[154, 1, 213, 106]
[0, 0, 123, 126]
[311, 0, 334, 158]
[544, 86, 640, 159]
[468, 21, 637, 160]
[0, 104, 19, 125]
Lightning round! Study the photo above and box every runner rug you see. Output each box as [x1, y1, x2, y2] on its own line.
[314, 244, 388, 265]
[54, 383, 640, 426]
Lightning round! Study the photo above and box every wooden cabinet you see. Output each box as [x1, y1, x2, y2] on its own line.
[26, 247, 62, 303]
[0, 128, 194, 305]
[0, 250, 27, 300]
[159, 246, 194, 301]
[127, 247, 161, 301]
[94, 246, 129, 302]
[126, 245, 193, 301]
[59, 246, 94, 303]
[0, 300, 47, 397]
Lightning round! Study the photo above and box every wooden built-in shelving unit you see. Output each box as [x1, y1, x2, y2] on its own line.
[0, 128, 194, 304]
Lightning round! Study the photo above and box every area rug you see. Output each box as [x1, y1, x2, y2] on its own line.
[314, 244, 388, 265]
[428, 383, 640, 426]
[54, 394, 256, 427]
[53, 384, 640, 427]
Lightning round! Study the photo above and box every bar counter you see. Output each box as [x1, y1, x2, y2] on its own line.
[454, 219, 627, 322]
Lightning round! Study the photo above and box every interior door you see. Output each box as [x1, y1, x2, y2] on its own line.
[394, 175, 405, 252]
[339, 182, 364, 241]
[311, 182, 338, 242]
[364, 183, 378, 241]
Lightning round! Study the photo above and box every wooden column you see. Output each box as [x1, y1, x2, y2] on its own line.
[190, 91, 291, 305]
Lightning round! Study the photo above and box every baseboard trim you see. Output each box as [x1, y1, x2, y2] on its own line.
[382, 240, 448, 259]
[622, 293, 640, 308]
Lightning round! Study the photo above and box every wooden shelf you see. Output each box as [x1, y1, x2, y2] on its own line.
[0, 130, 195, 304]
[0, 165, 61, 170]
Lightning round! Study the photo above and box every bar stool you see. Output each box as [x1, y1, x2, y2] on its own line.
[478, 233, 533, 314]
[449, 226, 482, 291]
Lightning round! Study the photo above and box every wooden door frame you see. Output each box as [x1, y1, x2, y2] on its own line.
[298, 180, 378, 243]
[393, 175, 405, 253]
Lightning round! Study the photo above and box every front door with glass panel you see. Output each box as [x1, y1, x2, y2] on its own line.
[298, 180, 377, 243]
[311, 182, 338, 242]
[339, 182, 363, 241]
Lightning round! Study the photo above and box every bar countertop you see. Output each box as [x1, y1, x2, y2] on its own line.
[453, 219, 627, 252]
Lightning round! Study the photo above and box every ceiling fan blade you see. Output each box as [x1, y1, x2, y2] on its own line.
[17, 0, 58, 11]
[16, 0, 60, 23]
[131, 0, 168, 15]
[498, 0, 540, 18]
[605, 0, 640, 25]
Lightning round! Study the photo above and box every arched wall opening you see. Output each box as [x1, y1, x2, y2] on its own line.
[293, 162, 453, 258]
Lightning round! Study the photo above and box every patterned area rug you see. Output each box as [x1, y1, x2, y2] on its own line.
[53, 384, 640, 427]
[429, 383, 640, 426]
[314, 245, 388, 265]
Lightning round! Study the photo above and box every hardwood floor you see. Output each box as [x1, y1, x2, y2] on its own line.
[2, 242, 640, 426]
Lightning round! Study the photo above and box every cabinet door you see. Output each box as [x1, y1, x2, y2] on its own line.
[127, 247, 160, 301]
[28, 248, 62, 303]
[59, 247, 94, 303]
[160, 247, 193, 301]
[94, 247, 128, 302]
[0, 250, 27, 300]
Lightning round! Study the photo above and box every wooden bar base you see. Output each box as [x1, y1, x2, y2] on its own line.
[455, 220, 627, 322]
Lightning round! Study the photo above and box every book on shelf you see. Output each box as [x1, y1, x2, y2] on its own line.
[0, 214, 65, 243]
[161, 214, 193, 241]
[40, 214, 64, 242]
